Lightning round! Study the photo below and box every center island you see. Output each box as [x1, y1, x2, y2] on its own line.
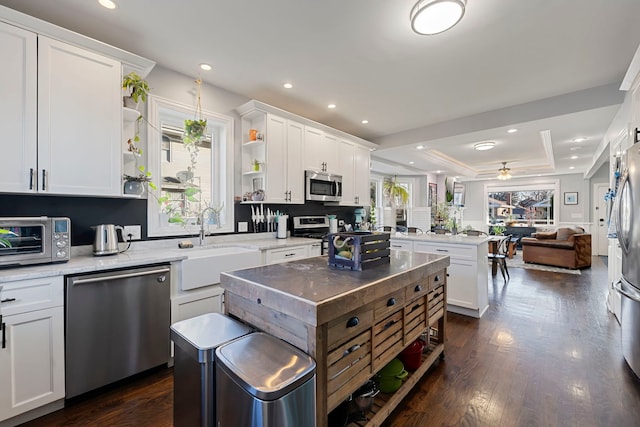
[221, 250, 450, 427]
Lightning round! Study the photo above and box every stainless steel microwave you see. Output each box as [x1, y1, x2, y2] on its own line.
[305, 170, 342, 202]
[0, 217, 71, 268]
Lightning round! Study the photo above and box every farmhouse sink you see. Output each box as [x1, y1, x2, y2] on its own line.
[179, 246, 262, 291]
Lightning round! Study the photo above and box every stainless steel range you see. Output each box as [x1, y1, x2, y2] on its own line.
[292, 216, 330, 254]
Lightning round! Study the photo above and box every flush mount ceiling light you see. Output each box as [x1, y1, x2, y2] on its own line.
[410, 0, 466, 35]
[497, 162, 512, 180]
[474, 141, 495, 151]
[199, 63, 212, 71]
[283, 82, 293, 89]
[361, 119, 369, 124]
[327, 104, 336, 109]
[99, 0, 117, 9]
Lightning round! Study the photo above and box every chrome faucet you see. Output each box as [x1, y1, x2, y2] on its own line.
[198, 207, 216, 246]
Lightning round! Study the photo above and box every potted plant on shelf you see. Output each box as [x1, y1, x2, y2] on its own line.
[252, 159, 262, 172]
[122, 72, 150, 109]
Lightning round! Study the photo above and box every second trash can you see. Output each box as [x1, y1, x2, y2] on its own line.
[170, 313, 252, 427]
[215, 332, 317, 427]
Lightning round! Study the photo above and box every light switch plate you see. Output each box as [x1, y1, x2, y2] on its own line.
[238, 222, 248, 232]
[123, 225, 142, 240]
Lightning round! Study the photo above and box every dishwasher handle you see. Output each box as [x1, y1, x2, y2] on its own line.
[70, 267, 170, 285]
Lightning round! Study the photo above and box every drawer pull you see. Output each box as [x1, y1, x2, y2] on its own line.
[433, 292, 441, 298]
[1, 298, 16, 303]
[387, 298, 396, 307]
[411, 304, 420, 312]
[343, 344, 361, 357]
[1, 316, 5, 349]
[434, 275, 441, 282]
[384, 320, 396, 330]
[436, 249, 449, 253]
[284, 253, 295, 257]
[414, 285, 422, 293]
[346, 316, 359, 328]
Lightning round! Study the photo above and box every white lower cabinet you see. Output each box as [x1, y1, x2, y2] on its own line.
[390, 238, 413, 251]
[0, 276, 64, 423]
[171, 286, 224, 325]
[412, 240, 488, 318]
[264, 245, 310, 265]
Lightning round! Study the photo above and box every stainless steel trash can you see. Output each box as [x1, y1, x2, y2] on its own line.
[170, 313, 252, 427]
[215, 332, 317, 427]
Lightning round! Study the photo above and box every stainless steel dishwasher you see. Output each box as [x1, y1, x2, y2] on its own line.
[65, 264, 171, 398]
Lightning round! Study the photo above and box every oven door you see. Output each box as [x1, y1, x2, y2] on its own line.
[0, 218, 51, 267]
[306, 171, 342, 202]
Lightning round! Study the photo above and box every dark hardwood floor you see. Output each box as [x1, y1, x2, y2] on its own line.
[20, 257, 640, 427]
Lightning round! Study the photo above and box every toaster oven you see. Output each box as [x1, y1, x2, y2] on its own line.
[0, 217, 71, 268]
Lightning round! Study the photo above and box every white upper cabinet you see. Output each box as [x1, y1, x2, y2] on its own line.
[304, 126, 338, 174]
[354, 144, 371, 206]
[0, 7, 155, 196]
[0, 22, 37, 193]
[338, 140, 371, 206]
[239, 109, 304, 204]
[38, 36, 122, 196]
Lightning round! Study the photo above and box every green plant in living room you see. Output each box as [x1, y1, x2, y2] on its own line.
[122, 72, 150, 107]
[383, 175, 409, 207]
[491, 225, 506, 235]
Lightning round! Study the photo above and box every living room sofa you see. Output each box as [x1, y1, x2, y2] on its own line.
[520, 227, 591, 269]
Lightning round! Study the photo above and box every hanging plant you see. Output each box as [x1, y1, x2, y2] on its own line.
[383, 175, 409, 208]
[182, 78, 208, 172]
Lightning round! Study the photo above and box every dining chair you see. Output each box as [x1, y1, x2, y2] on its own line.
[488, 234, 511, 281]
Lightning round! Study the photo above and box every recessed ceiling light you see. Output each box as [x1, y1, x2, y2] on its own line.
[199, 63, 212, 71]
[572, 137, 587, 142]
[474, 141, 495, 151]
[283, 82, 293, 89]
[570, 155, 579, 160]
[416, 145, 424, 150]
[570, 146, 581, 151]
[507, 128, 518, 133]
[99, 0, 117, 9]
[327, 104, 336, 109]
[361, 119, 369, 124]
[569, 166, 575, 170]
[409, 161, 415, 165]
[436, 170, 441, 174]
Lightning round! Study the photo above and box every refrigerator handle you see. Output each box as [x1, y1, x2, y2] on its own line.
[615, 170, 630, 254]
[614, 280, 640, 303]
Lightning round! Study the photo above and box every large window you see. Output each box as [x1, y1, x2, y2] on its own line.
[146, 96, 234, 237]
[485, 182, 558, 226]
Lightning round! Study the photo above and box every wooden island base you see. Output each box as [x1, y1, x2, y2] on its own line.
[221, 252, 449, 427]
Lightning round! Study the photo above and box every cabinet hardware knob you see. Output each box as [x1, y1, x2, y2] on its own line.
[434, 275, 440, 282]
[414, 285, 422, 292]
[346, 316, 359, 328]
[387, 298, 396, 307]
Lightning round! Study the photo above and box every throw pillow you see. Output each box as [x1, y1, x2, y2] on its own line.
[556, 227, 578, 241]
[533, 231, 557, 239]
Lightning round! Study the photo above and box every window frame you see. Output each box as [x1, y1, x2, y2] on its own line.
[483, 180, 560, 226]
[146, 95, 235, 237]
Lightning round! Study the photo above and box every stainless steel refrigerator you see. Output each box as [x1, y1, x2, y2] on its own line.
[615, 142, 640, 378]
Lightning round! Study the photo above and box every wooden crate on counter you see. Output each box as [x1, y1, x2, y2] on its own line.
[328, 232, 391, 270]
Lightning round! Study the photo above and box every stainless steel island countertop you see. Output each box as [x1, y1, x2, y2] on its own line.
[221, 250, 449, 326]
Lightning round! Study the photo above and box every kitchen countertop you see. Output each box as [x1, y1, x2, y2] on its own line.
[390, 232, 489, 246]
[0, 234, 319, 283]
[221, 250, 450, 326]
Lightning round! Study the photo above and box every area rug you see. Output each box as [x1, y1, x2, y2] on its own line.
[506, 253, 581, 275]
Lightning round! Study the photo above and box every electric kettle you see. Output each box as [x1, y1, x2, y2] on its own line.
[92, 224, 125, 256]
